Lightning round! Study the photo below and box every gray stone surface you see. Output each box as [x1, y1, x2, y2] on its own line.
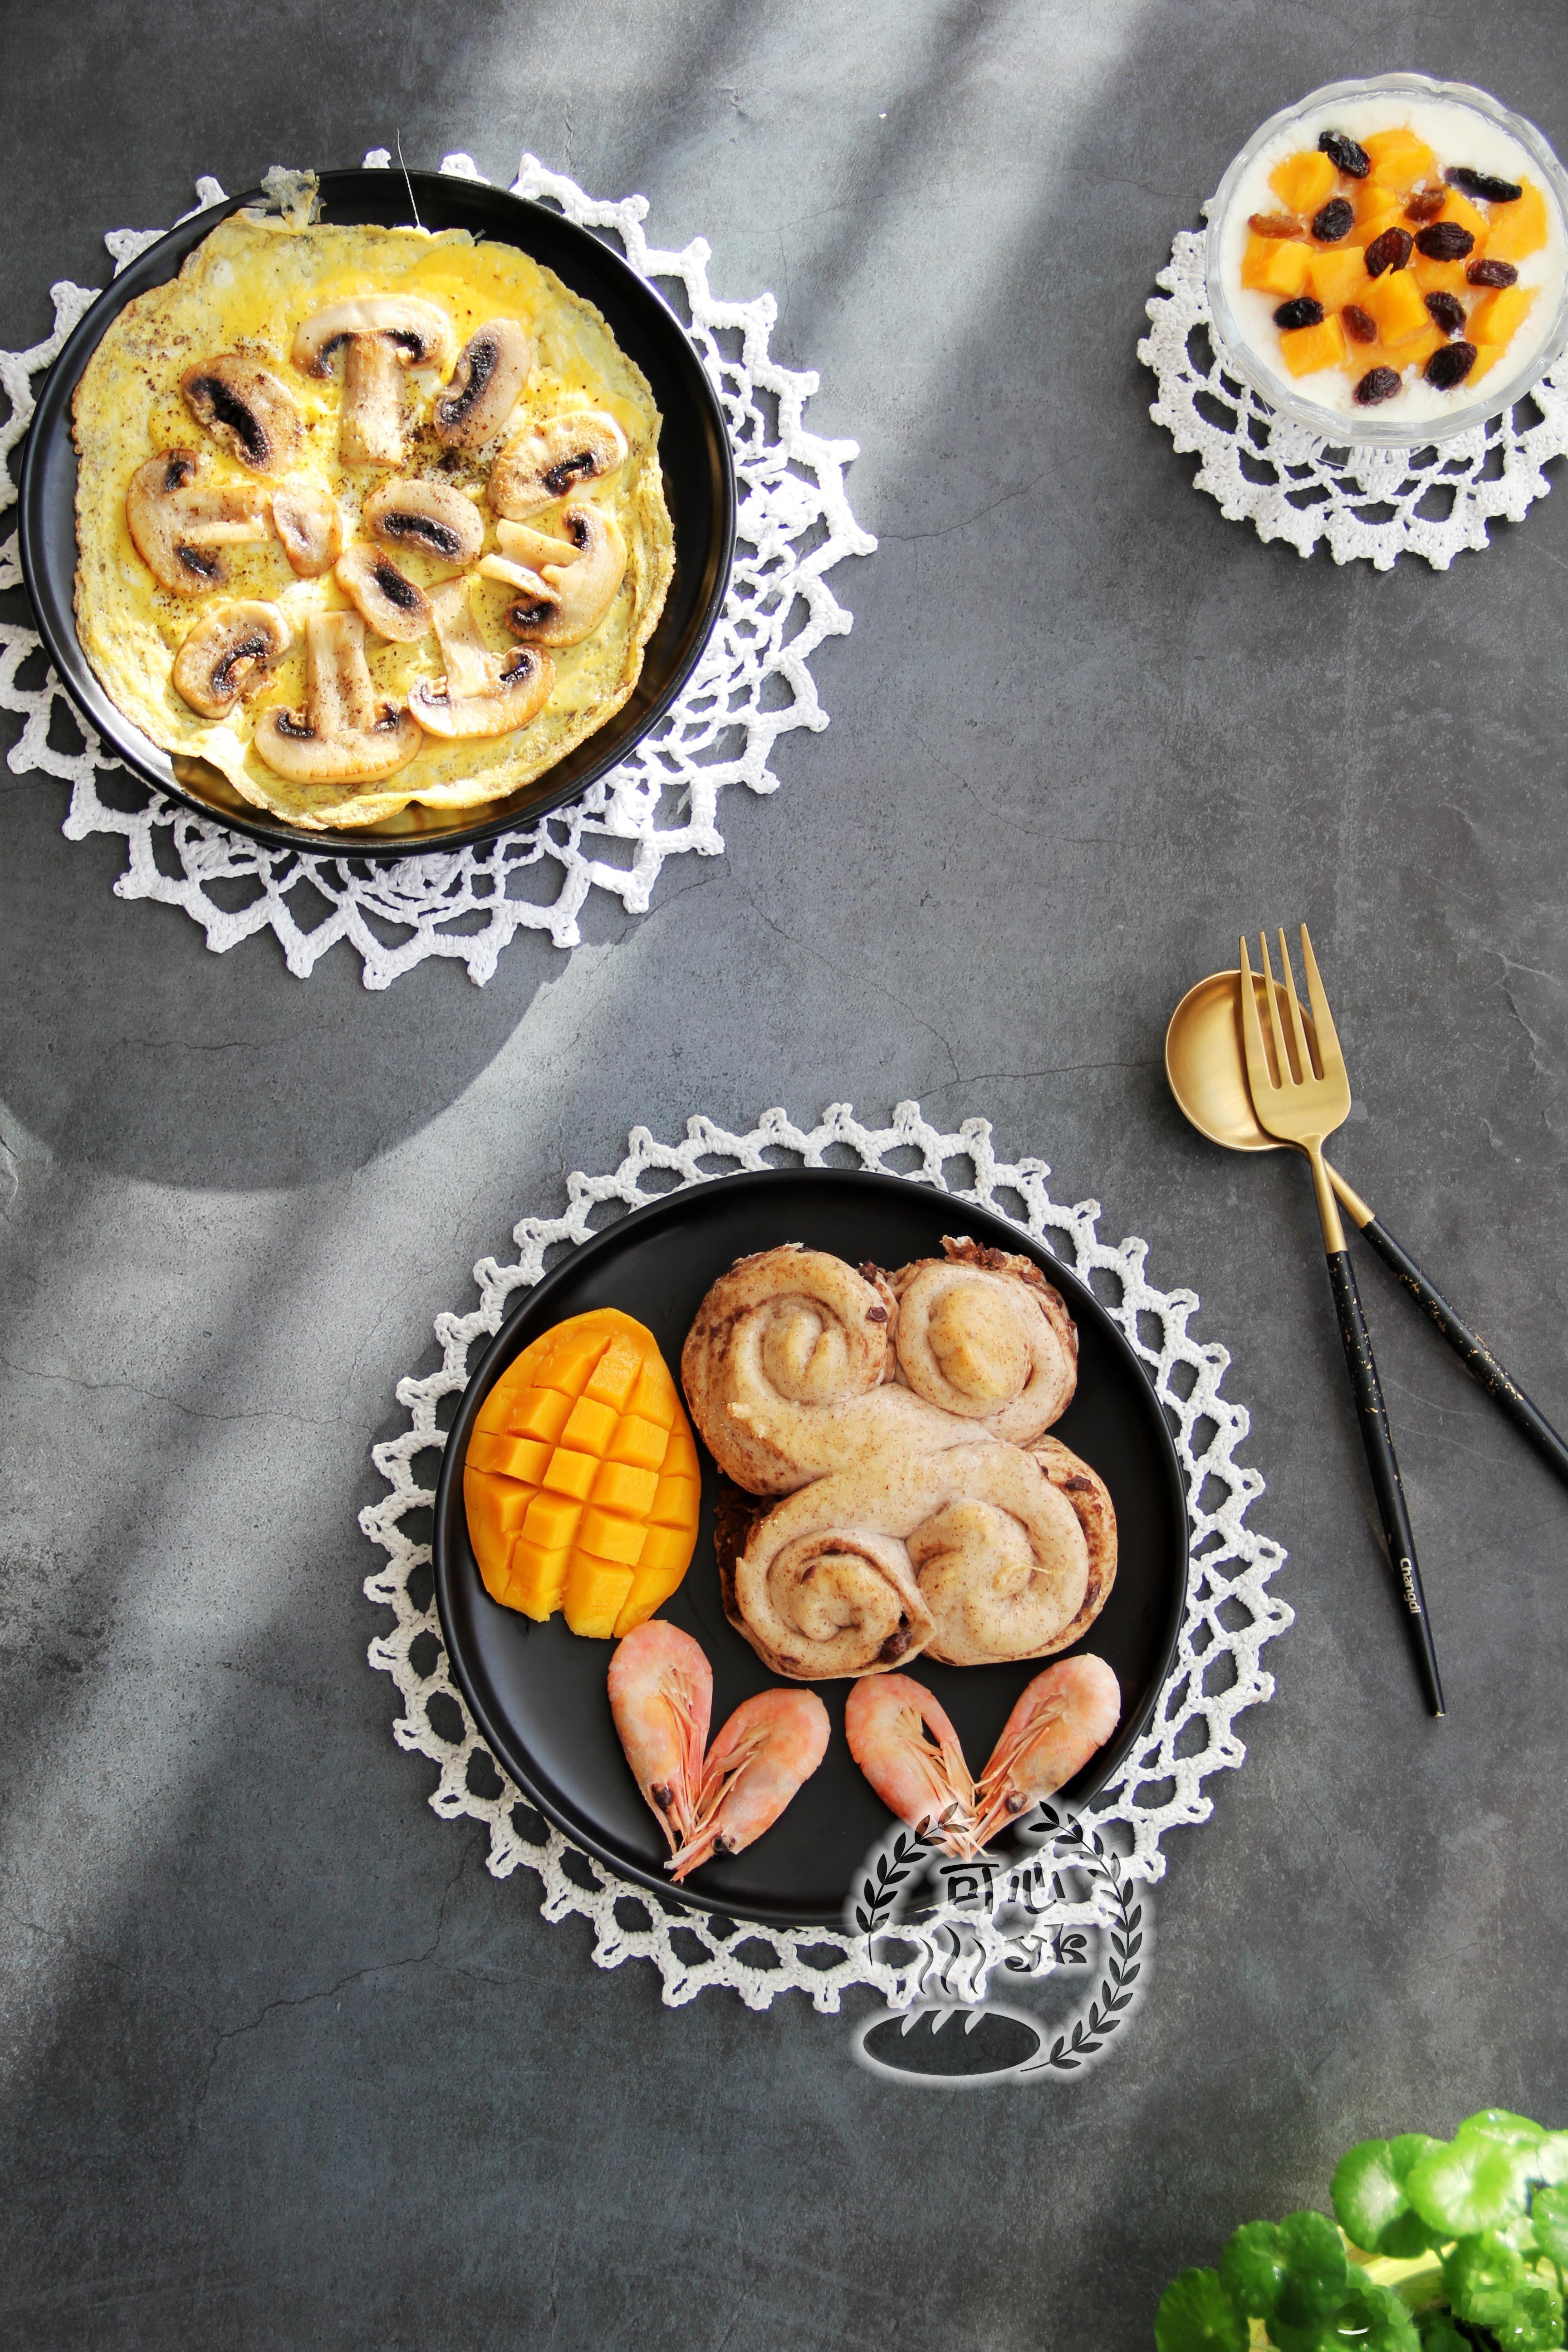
[2, 3, 1566, 2344]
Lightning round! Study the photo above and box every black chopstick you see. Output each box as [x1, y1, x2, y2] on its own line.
[1354, 1214, 1568, 1490]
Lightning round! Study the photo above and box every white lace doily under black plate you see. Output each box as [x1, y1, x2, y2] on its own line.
[361, 1104, 1292, 2011]
[1142, 221, 1568, 568]
[0, 151, 875, 983]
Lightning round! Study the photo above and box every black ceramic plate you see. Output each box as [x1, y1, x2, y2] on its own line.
[432, 1170, 1190, 1932]
[18, 168, 735, 858]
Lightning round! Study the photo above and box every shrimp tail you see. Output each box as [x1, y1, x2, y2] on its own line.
[666, 1727, 769, 1881]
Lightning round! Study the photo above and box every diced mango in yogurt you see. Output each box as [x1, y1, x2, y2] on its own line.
[1347, 203, 1406, 250]
[1363, 128, 1438, 191]
[1433, 188, 1489, 246]
[1241, 233, 1312, 296]
[1280, 314, 1348, 376]
[1307, 246, 1371, 308]
[1363, 270, 1432, 344]
[1269, 149, 1338, 213]
[1467, 283, 1537, 347]
[1485, 181, 1548, 264]
[1412, 252, 1471, 299]
[1349, 327, 1445, 383]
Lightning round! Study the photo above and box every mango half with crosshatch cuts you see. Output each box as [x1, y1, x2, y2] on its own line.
[463, 1308, 701, 1639]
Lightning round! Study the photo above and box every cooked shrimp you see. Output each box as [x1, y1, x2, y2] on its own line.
[609, 1623, 828, 1880]
[845, 1672, 978, 1857]
[607, 1621, 711, 1854]
[969, 1654, 1121, 1849]
[669, 1688, 830, 1882]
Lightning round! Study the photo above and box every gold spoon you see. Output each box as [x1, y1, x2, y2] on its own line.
[1165, 968, 1568, 1490]
[1164, 968, 1372, 1223]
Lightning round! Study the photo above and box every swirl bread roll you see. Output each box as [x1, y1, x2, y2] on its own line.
[723, 1436, 1111, 1678]
[1025, 1435, 1117, 1656]
[901, 1441, 1093, 1667]
[718, 1446, 937, 1680]
[888, 1237, 1078, 1445]
[681, 1244, 967, 1495]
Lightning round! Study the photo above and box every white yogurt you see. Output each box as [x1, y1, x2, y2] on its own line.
[1216, 93, 1567, 423]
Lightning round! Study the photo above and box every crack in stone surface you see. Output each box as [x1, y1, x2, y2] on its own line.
[0, 1358, 377, 1435]
[188, 1847, 470, 2126]
[738, 888, 961, 1085]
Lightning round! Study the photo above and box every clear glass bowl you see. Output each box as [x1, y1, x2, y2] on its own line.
[1205, 73, 1568, 446]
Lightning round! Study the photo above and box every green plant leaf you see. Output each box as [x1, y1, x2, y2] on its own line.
[1414, 2315, 1469, 2352]
[1532, 2131, 1568, 2188]
[1220, 2221, 1290, 2317]
[1408, 2136, 1534, 2236]
[1490, 2278, 1565, 2352]
[1155, 2268, 1249, 2352]
[1264, 2323, 1319, 2352]
[1274, 2212, 1351, 2327]
[1333, 2138, 1443, 2258]
[1456, 2111, 1545, 2150]
[1444, 2228, 1528, 2327]
[1531, 2182, 1568, 2265]
[1318, 2280, 1420, 2352]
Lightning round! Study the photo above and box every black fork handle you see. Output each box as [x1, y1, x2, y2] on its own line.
[1355, 1215, 1568, 1491]
[1326, 1248, 1446, 1718]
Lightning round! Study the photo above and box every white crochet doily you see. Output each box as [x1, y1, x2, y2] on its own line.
[360, 1103, 1292, 2013]
[1142, 223, 1568, 569]
[0, 152, 874, 986]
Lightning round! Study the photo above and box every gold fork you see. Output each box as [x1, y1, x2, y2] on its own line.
[1240, 925, 1446, 1719]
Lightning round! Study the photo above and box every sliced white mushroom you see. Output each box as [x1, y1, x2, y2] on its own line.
[363, 477, 484, 564]
[408, 578, 555, 740]
[269, 479, 344, 576]
[333, 544, 434, 642]
[490, 500, 626, 648]
[172, 600, 291, 720]
[253, 611, 421, 784]
[180, 354, 304, 474]
[495, 518, 580, 569]
[476, 515, 580, 598]
[290, 296, 455, 468]
[487, 409, 630, 519]
[125, 450, 272, 596]
[434, 319, 534, 448]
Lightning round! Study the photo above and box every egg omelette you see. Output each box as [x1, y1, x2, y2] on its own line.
[71, 201, 676, 832]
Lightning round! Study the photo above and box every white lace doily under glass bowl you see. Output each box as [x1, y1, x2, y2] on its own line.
[0, 151, 875, 983]
[360, 1103, 1292, 2014]
[1143, 80, 1568, 567]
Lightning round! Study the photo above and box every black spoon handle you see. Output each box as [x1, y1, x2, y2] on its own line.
[1326, 1248, 1446, 1719]
[1353, 1214, 1568, 1490]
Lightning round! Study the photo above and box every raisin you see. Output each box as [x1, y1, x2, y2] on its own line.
[1424, 291, 1466, 335]
[1343, 304, 1377, 343]
[1312, 196, 1354, 242]
[1403, 187, 1447, 223]
[1467, 256, 1519, 288]
[1364, 226, 1414, 277]
[1446, 165, 1523, 205]
[1274, 296, 1325, 328]
[1318, 129, 1371, 178]
[1426, 340, 1478, 391]
[1416, 221, 1475, 260]
[1354, 366, 1402, 405]
[1249, 211, 1303, 238]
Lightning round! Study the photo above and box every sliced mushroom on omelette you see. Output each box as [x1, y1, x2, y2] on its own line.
[72, 203, 674, 832]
